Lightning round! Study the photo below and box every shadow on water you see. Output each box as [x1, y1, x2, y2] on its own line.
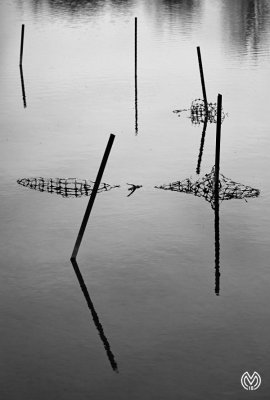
[70, 258, 119, 373]
[19, 65, 27, 108]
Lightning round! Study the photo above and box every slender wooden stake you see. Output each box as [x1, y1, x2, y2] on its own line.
[135, 18, 137, 71]
[196, 46, 208, 111]
[135, 17, 138, 134]
[214, 94, 222, 202]
[71, 134, 115, 260]
[213, 93, 222, 295]
[20, 24, 25, 66]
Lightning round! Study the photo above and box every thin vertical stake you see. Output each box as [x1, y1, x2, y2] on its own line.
[135, 17, 138, 134]
[20, 24, 25, 66]
[214, 94, 222, 206]
[196, 46, 208, 110]
[71, 134, 115, 260]
[214, 93, 222, 295]
[135, 17, 137, 74]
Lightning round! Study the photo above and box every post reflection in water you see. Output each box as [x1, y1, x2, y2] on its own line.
[214, 199, 220, 296]
[19, 65, 27, 108]
[156, 169, 260, 295]
[196, 117, 208, 175]
[70, 258, 119, 372]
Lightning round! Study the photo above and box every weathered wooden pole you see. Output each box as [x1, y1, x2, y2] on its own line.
[135, 17, 138, 134]
[214, 94, 222, 200]
[196, 46, 208, 111]
[135, 18, 137, 72]
[19, 24, 25, 66]
[71, 134, 115, 260]
[214, 93, 222, 295]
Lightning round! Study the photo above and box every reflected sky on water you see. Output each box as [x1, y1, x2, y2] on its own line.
[1, 0, 270, 399]
[18, 0, 270, 61]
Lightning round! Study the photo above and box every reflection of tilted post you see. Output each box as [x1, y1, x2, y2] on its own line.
[196, 117, 208, 174]
[214, 203, 220, 295]
[134, 17, 138, 135]
[19, 65, 27, 108]
[71, 134, 115, 260]
[70, 258, 118, 372]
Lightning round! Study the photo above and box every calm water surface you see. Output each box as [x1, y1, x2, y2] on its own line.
[0, 0, 270, 398]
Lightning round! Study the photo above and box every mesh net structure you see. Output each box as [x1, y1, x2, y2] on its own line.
[17, 177, 119, 198]
[155, 167, 260, 209]
[173, 98, 226, 125]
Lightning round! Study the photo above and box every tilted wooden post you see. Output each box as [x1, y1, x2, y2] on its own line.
[71, 134, 115, 260]
[20, 24, 25, 66]
[197, 46, 208, 111]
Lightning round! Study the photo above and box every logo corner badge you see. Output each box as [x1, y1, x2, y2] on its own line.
[241, 371, 261, 391]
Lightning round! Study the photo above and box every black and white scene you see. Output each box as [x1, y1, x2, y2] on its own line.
[0, 0, 269, 398]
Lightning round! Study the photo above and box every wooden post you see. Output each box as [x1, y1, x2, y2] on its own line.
[20, 24, 25, 66]
[214, 94, 222, 295]
[135, 17, 138, 134]
[135, 18, 137, 72]
[196, 46, 208, 111]
[71, 134, 115, 260]
[214, 93, 222, 203]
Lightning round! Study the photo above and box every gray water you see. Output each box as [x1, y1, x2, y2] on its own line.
[1, 0, 270, 398]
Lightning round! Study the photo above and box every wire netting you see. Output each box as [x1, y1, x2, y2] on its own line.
[173, 98, 226, 125]
[17, 177, 119, 198]
[155, 167, 260, 209]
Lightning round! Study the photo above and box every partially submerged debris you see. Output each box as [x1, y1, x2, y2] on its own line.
[173, 98, 226, 125]
[17, 177, 119, 198]
[155, 167, 260, 209]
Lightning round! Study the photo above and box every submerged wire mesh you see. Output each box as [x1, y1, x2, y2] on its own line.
[17, 177, 119, 198]
[155, 167, 260, 209]
[173, 98, 226, 125]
